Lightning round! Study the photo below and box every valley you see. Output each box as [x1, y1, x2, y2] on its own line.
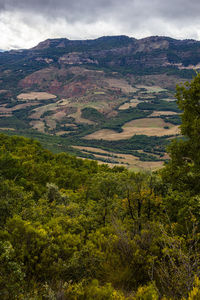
[0, 35, 198, 169]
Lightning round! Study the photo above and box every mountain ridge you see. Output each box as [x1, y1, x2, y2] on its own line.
[30, 35, 199, 51]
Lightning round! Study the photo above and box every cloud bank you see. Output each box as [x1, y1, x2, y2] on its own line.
[1, 0, 200, 50]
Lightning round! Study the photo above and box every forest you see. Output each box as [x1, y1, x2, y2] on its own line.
[1, 75, 200, 299]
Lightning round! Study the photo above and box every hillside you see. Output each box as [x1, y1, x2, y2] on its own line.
[0, 35, 199, 169]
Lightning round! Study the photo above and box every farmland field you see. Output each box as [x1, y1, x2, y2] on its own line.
[85, 118, 180, 140]
[73, 146, 164, 171]
[17, 92, 57, 101]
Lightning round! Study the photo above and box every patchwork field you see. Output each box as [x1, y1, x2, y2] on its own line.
[29, 103, 58, 119]
[0, 62, 183, 171]
[0, 77, 180, 172]
[0, 102, 40, 116]
[73, 146, 164, 171]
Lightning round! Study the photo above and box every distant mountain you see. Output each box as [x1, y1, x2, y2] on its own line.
[0, 35, 199, 91]
[1, 35, 199, 87]
[0, 35, 199, 169]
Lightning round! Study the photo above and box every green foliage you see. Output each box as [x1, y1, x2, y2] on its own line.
[102, 109, 151, 132]
[137, 99, 180, 112]
[0, 241, 25, 299]
[187, 276, 200, 300]
[81, 107, 105, 124]
[0, 104, 200, 300]
[0, 116, 29, 129]
[134, 283, 159, 299]
[163, 73, 200, 194]
[160, 114, 181, 125]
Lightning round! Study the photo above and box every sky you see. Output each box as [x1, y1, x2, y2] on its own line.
[1, 0, 200, 50]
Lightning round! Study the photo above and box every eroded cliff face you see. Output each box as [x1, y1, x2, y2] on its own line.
[18, 67, 109, 98]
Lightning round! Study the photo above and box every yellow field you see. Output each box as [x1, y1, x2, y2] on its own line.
[150, 111, 179, 117]
[17, 92, 57, 101]
[85, 118, 180, 140]
[124, 118, 170, 128]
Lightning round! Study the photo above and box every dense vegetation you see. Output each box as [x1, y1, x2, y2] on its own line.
[1, 75, 200, 299]
[137, 99, 181, 112]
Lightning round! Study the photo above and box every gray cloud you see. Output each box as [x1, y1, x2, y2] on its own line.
[1, 0, 200, 24]
[1, 0, 200, 49]
[1, 0, 120, 22]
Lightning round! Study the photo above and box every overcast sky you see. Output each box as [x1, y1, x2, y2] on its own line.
[1, 0, 200, 50]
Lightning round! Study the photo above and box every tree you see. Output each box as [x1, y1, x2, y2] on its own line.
[162, 73, 200, 194]
[0, 241, 25, 299]
[87, 172, 125, 226]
